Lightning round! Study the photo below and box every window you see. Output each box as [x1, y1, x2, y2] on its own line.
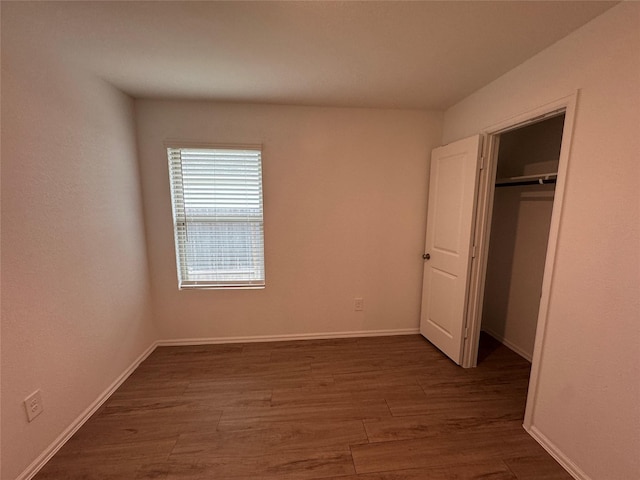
[167, 146, 265, 289]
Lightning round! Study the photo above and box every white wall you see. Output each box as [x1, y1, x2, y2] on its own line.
[1, 7, 157, 480]
[443, 3, 640, 479]
[135, 101, 441, 340]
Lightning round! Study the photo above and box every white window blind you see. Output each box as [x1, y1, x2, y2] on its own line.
[167, 147, 265, 289]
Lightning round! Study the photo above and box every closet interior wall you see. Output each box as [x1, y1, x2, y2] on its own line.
[481, 115, 565, 361]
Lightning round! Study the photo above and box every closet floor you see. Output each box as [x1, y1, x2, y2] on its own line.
[34, 333, 571, 479]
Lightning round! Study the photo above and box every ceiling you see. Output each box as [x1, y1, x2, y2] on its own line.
[3, 1, 617, 110]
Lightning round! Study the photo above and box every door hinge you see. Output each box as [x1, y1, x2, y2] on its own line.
[479, 155, 485, 170]
[472, 245, 477, 258]
[464, 327, 469, 339]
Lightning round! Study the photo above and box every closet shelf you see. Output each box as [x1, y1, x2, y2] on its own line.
[496, 172, 557, 187]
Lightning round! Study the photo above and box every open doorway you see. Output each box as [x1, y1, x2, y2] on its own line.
[460, 93, 578, 430]
[479, 113, 565, 363]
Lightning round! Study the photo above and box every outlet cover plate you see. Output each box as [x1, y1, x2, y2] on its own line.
[24, 390, 44, 422]
[354, 297, 364, 311]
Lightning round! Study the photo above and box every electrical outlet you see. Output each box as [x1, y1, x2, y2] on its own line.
[354, 297, 364, 311]
[24, 390, 44, 422]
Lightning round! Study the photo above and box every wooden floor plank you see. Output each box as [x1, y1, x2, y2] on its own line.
[170, 420, 368, 458]
[503, 455, 577, 479]
[350, 425, 542, 474]
[363, 411, 521, 443]
[156, 450, 356, 480]
[216, 398, 392, 430]
[314, 459, 517, 479]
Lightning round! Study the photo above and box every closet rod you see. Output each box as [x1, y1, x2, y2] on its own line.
[495, 178, 557, 188]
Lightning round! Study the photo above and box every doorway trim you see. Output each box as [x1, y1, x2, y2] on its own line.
[460, 91, 579, 430]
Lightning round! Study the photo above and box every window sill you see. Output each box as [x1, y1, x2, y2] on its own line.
[178, 285, 265, 291]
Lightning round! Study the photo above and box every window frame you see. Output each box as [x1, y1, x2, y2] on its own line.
[166, 142, 266, 290]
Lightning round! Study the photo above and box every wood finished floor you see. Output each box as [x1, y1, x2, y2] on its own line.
[34, 334, 571, 479]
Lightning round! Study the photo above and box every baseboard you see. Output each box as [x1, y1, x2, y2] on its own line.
[481, 327, 533, 362]
[16, 341, 158, 480]
[157, 328, 420, 346]
[526, 425, 591, 480]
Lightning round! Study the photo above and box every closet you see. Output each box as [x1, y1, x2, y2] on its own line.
[480, 114, 565, 362]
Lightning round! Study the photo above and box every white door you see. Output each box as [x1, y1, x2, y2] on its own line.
[420, 135, 482, 365]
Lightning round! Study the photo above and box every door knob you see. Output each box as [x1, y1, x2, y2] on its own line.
[422, 253, 431, 260]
